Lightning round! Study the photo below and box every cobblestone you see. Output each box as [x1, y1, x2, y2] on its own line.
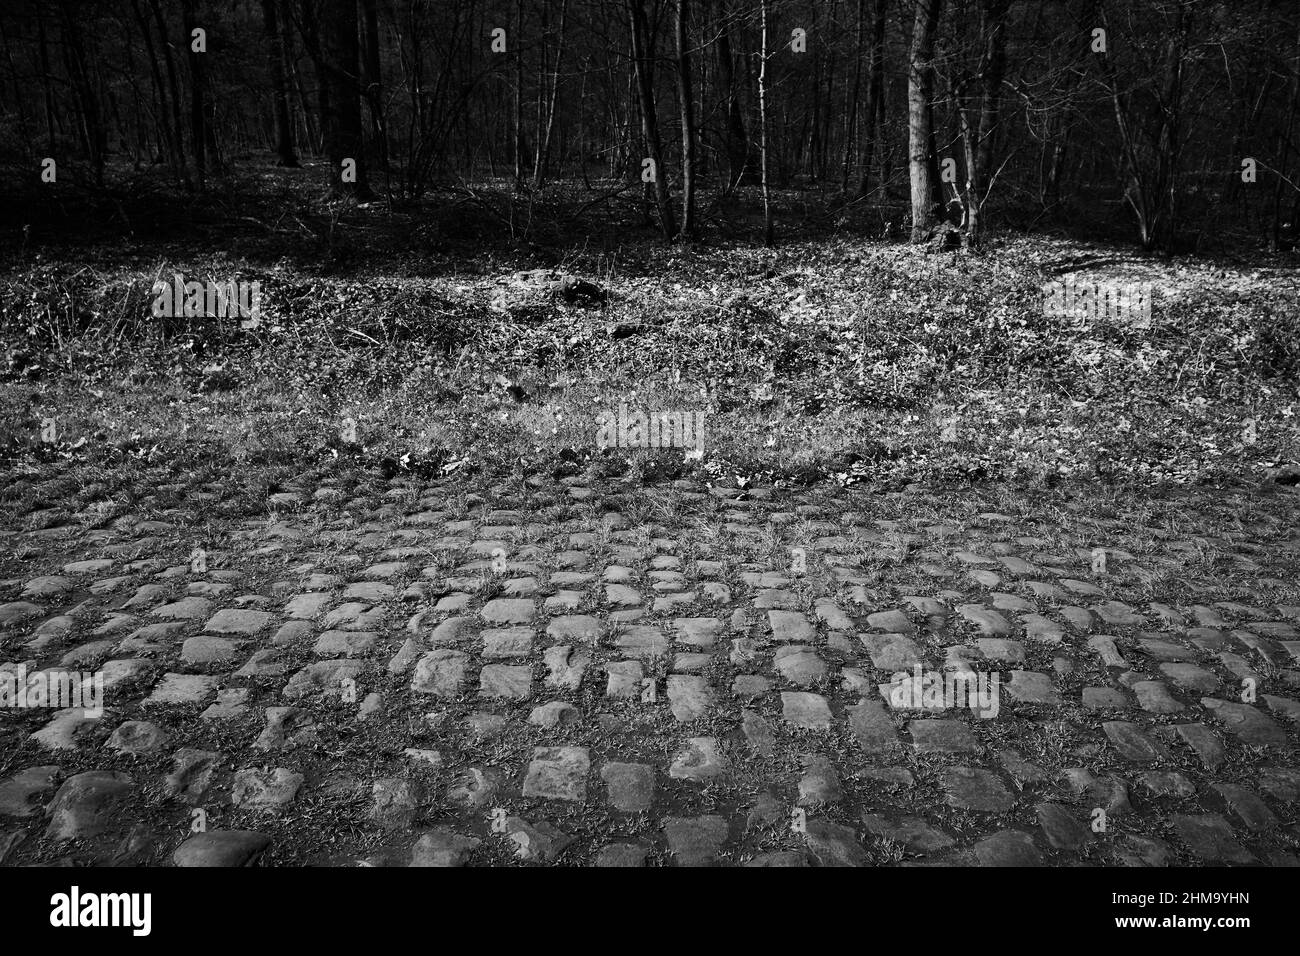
[2, 473, 1298, 866]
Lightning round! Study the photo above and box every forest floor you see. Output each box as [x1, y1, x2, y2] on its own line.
[3, 176, 1300, 489]
[1, 169, 1299, 865]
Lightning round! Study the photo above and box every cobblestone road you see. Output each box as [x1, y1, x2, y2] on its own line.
[2, 468, 1299, 866]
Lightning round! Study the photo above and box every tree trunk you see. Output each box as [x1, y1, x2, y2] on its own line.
[36, 3, 58, 155]
[58, 0, 106, 187]
[321, 0, 368, 196]
[842, 0, 865, 192]
[130, 0, 178, 175]
[908, 0, 943, 240]
[282, 13, 317, 153]
[360, 0, 387, 185]
[1270, 15, 1299, 248]
[181, 0, 206, 186]
[148, 0, 189, 183]
[806, 0, 821, 181]
[1098, 2, 1189, 251]
[514, 0, 526, 184]
[858, 0, 887, 196]
[960, 0, 1009, 246]
[974, 0, 1009, 194]
[534, 0, 569, 187]
[627, 0, 677, 239]
[532, 0, 548, 186]
[676, 0, 697, 238]
[714, 0, 751, 189]
[959, 83, 980, 244]
[759, 0, 774, 245]
[262, 0, 298, 167]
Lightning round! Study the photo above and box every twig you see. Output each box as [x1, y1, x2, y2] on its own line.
[346, 327, 382, 347]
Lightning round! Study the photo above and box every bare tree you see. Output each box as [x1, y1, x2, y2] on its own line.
[759, 0, 773, 245]
[1, 0, 1293, 255]
[58, 0, 106, 187]
[534, 0, 569, 188]
[36, 2, 59, 155]
[955, 0, 1010, 246]
[627, 0, 677, 239]
[130, 0, 182, 180]
[714, 0, 752, 190]
[180, 0, 208, 186]
[514, 0, 526, 184]
[859, 0, 887, 196]
[1270, 13, 1300, 249]
[360, 0, 386, 181]
[320, 0, 367, 196]
[1097, 0, 1194, 250]
[677, 0, 697, 238]
[975, 0, 1009, 198]
[260, 0, 299, 166]
[908, 0, 943, 240]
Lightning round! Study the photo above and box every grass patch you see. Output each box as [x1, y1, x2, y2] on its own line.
[3, 232, 1298, 491]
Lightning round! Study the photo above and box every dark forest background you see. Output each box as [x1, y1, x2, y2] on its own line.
[0, 0, 1297, 253]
